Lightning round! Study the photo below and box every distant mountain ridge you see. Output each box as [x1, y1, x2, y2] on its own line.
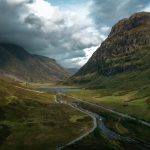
[67, 68, 79, 74]
[69, 12, 150, 88]
[0, 43, 70, 82]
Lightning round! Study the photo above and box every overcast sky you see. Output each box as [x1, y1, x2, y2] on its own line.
[0, 0, 150, 68]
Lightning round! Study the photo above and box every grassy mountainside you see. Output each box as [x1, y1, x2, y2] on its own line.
[0, 43, 70, 82]
[66, 12, 150, 122]
[0, 77, 93, 150]
[73, 12, 150, 78]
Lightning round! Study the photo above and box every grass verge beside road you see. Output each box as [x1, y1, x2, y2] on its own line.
[0, 77, 93, 150]
[66, 88, 150, 122]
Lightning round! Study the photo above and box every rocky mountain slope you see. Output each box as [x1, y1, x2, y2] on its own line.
[70, 12, 150, 88]
[0, 43, 70, 82]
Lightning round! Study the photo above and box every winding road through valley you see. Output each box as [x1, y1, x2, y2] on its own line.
[55, 93, 150, 150]
[60, 93, 150, 127]
[55, 95, 97, 150]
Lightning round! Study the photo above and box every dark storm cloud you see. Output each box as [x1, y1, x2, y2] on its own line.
[90, 0, 150, 29]
[0, 0, 149, 68]
[0, 0, 99, 52]
[25, 14, 43, 29]
[0, 0, 49, 51]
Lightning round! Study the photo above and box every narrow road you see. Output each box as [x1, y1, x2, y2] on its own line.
[55, 93, 150, 150]
[55, 95, 97, 150]
[60, 93, 150, 127]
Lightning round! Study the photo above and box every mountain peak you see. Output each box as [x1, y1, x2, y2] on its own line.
[70, 12, 150, 84]
[109, 12, 150, 37]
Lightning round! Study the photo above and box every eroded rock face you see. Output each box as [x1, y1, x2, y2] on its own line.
[109, 12, 150, 37]
[74, 12, 150, 77]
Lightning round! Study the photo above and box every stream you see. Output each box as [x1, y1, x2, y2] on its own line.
[38, 87, 150, 150]
[59, 101, 150, 150]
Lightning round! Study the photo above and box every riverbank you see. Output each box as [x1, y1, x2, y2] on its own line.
[56, 93, 150, 150]
[66, 89, 150, 123]
[0, 78, 93, 150]
[55, 94, 97, 150]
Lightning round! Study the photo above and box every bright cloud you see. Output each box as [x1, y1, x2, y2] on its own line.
[62, 45, 99, 68]
[0, 0, 149, 68]
[143, 4, 150, 12]
[0, 0, 101, 68]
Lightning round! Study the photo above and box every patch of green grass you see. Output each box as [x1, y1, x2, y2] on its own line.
[0, 77, 93, 150]
[104, 117, 150, 143]
[113, 123, 129, 135]
[64, 128, 124, 150]
[24, 82, 77, 89]
[73, 101, 150, 143]
[69, 115, 86, 123]
[67, 86, 150, 122]
[69, 101, 150, 146]
[0, 103, 93, 150]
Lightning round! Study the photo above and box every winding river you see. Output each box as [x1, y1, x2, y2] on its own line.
[39, 87, 150, 150]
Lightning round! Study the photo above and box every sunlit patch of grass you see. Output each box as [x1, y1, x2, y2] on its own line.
[69, 115, 86, 123]
[0, 77, 93, 150]
[67, 87, 150, 122]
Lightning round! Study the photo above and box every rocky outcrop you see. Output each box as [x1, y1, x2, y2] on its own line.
[109, 12, 150, 37]
[74, 12, 150, 78]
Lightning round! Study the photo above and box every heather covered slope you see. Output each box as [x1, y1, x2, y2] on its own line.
[0, 77, 93, 150]
[69, 12, 150, 89]
[66, 12, 150, 122]
[0, 43, 70, 82]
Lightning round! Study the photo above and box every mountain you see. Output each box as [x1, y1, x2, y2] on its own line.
[0, 43, 70, 82]
[69, 12, 150, 89]
[67, 68, 79, 74]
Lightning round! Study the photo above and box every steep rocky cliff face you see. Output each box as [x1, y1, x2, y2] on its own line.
[0, 43, 70, 82]
[73, 12, 150, 81]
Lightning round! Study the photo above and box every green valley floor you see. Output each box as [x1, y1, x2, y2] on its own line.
[0, 77, 93, 150]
